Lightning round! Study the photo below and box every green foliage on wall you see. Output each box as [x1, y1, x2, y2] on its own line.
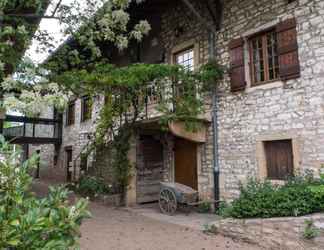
[54, 61, 224, 193]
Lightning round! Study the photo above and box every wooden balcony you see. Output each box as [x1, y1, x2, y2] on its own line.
[2, 115, 62, 144]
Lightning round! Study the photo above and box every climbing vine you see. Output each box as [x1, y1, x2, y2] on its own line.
[54, 60, 223, 193]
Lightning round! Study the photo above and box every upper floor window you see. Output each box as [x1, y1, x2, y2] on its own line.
[66, 101, 75, 126]
[81, 95, 92, 122]
[249, 30, 279, 86]
[229, 18, 300, 92]
[174, 47, 195, 71]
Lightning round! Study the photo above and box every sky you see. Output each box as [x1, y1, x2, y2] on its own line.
[26, 0, 75, 64]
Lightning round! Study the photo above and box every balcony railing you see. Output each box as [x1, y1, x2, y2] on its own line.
[2, 115, 62, 144]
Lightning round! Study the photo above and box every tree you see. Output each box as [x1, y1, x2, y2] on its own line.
[0, 0, 150, 116]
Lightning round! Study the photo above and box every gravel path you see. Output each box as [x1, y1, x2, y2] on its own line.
[80, 202, 262, 250]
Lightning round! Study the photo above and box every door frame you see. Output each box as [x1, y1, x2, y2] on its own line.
[136, 133, 165, 203]
[172, 137, 200, 190]
[65, 146, 73, 182]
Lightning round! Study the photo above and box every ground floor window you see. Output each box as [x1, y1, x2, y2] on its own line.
[264, 139, 294, 180]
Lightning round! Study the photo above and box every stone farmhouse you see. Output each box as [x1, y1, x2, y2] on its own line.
[10, 0, 324, 205]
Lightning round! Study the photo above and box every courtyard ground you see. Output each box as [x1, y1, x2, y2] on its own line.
[32, 180, 262, 250]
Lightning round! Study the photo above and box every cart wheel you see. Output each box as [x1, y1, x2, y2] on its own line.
[159, 188, 177, 215]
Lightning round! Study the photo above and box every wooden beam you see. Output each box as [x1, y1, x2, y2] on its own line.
[5, 136, 61, 145]
[180, 0, 215, 32]
[5, 115, 61, 125]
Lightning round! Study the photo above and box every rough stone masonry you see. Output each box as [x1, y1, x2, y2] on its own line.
[33, 0, 324, 203]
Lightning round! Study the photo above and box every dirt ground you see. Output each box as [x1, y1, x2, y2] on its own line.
[80, 202, 261, 250]
[32, 180, 261, 250]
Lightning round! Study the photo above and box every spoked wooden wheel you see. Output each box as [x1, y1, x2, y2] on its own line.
[159, 188, 177, 215]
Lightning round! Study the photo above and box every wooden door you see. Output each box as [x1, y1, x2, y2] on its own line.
[65, 148, 73, 182]
[174, 138, 198, 190]
[264, 140, 294, 180]
[137, 135, 164, 203]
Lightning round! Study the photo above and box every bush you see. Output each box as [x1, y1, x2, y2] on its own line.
[303, 219, 320, 239]
[225, 177, 324, 219]
[76, 175, 112, 198]
[0, 136, 90, 249]
[197, 201, 211, 213]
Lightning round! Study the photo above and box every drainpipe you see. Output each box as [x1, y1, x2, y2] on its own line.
[180, 0, 221, 205]
[208, 31, 220, 207]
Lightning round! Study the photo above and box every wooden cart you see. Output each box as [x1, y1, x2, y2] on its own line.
[159, 182, 211, 215]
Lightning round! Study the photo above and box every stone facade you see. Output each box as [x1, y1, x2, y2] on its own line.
[56, 95, 105, 182]
[159, 0, 215, 200]
[216, 0, 324, 200]
[27, 108, 63, 182]
[211, 213, 324, 249]
[36, 0, 324, 204]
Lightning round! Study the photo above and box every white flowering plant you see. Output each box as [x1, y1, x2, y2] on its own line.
[1, 58, 72, 117]
[1, 0, 151, 118]
[0, 136, 91, 249]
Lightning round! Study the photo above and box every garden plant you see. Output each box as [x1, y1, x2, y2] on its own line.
[0, 136, 90, 249]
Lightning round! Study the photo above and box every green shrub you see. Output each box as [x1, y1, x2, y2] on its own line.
[76, 175, 112, 198]
[303, 219, 320, 239]
[226, 177, 324, 219]
[217, 201, 233, 218]
[0, 136, 90, 249]
[197, 201, 211, 213]
[308, 185, 324, 211]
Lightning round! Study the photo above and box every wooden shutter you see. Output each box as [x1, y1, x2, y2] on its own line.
[265, 140, 294, 180]
[229, 38, 246, 92]
[276, 18, 300, 80]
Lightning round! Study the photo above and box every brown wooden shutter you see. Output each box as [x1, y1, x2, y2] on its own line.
[265, 140, 294, 180]
[229, 38, 246, 92]
[276, 18, 300, 80]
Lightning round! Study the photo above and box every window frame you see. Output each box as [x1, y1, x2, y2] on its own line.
[173, 46, 195, 72]
[81, 95, 92, 122]
[248, 28, 279, 86]
[264, 139, 294, 180]
[66, 101, 75, 126]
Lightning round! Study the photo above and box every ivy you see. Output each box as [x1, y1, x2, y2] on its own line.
[53, 61, 224, 193]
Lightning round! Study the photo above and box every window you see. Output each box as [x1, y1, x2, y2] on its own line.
[66, 101, 75, 126]
[229, 18, 300, 92]
[174, 47, 195, 71]
[80, 153, 88, 173]
[264, 140, 294, 180]
[81, 96, 92, 122]
[249, 30, 279, 85]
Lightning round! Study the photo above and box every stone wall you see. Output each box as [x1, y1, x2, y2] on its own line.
[37, 0, 324, 203]
[28, 108, 64, 182]
[215, 0, 324, 199]
[56, 95, 105, 181]
[160, 0, 216, 200]
[211, 213, 324, 250]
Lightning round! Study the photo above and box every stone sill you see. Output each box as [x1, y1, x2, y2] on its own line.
[245, 80, 283, 93]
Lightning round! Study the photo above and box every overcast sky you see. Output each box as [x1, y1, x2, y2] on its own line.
[26, 0, 75, 64]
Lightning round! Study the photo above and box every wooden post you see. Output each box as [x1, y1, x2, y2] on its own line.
[35, 149, 40, 179]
